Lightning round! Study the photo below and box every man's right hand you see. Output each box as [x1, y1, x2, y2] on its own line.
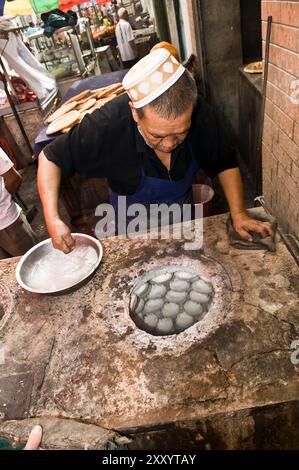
[48, 218, 76, 254]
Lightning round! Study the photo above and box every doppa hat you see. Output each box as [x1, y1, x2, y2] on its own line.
[122, 48, 185, 108]
[118, 7, 126, 18]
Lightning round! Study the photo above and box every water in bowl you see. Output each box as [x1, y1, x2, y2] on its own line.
[27, 245, 98, 291]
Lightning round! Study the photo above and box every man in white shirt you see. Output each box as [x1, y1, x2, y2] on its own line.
[0, 147, 37, 258]
[115, 8, 138, 69]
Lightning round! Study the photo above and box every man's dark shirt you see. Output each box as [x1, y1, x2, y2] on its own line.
[44, 94, 238, 195]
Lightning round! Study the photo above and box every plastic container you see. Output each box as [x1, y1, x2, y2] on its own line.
[192, 184, 215, 218]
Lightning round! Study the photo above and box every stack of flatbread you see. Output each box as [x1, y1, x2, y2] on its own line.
[46, 83, 125, 135]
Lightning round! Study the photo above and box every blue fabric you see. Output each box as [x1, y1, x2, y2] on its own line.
[109, 141, 199, 231]
[0, 0, 5, 16]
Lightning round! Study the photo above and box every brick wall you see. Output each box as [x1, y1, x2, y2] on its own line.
[261, 1, 299, 237]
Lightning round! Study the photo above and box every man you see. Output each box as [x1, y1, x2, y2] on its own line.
[38, 48, 273, 254]
[115, 7, 138, 69]
[0, 147, 37, 258]
[25, 22, 38, 37]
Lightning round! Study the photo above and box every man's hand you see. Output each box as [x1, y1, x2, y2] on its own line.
[232, 211, 274, 241]
[48, 217, 76, 254]
[24, 425, 43, 450]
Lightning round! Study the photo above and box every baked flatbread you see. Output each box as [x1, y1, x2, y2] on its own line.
[61, 126, 72, 134]
[77, 98, 97, 112]
[80, 108, 97, 119]
[47, 110, 81, 135]
[93, 100, 105, 109]
[47, 101, 78, 123]
[115, 86, 125, 95]
[76, 95, 93, 106]
[102, 94, 117, 103]
[97, 83, 122, 99]
[63, 89, 91, 106]
[77, 90, 102, 105]
[244, 61, 263, 74]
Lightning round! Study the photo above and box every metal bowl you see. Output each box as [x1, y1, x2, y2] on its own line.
[16, 234, 103, 295]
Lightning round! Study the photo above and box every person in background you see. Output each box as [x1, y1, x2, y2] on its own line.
[106, 8, 115, 25]
[25, 22, 38, 37]
[0, 148, 37, 259]
[115, 8, 138, 69]
[103, 16, 111, 27]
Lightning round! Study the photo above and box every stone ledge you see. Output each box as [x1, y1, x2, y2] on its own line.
[0, 417, 128, 450]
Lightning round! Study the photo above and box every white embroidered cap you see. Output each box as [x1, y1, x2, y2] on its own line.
[118, 7, 126, 17]
[122, 48, 186, 108]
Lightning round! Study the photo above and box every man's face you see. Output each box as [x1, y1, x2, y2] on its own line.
[130, 103, 193, 153]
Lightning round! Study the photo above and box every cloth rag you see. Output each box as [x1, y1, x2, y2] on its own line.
[226, 208, 277, 252]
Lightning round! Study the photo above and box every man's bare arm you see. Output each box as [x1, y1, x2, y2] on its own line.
[37, 151, 75, 253]
[218, 167, 274, 240]
[3, 167, 22, 194]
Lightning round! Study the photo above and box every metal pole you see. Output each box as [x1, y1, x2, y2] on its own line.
[256, 15, 272, 195]
[0, 56, 33, 155]
[260, 16, 272, 139]
[85, 18, 96, 58]
[196, 0, 209, 101]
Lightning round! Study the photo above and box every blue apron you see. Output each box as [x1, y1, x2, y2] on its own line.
[109, 142, 199, 233]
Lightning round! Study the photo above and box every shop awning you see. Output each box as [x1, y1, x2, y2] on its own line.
[30, 0, 59, 13]
[1, 0, 33, 15]
[1, 0, 92, 16]
[58, 0, 87, 12]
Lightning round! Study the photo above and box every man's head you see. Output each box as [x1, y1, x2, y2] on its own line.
[123, 48, 198, 152]
[129, 70, 197, 153]
[118, 7, 129, 21]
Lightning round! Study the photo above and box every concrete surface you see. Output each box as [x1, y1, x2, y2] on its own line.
[0, 209, 298, 449]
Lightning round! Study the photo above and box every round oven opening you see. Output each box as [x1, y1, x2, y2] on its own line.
[129, 266, 214, 336]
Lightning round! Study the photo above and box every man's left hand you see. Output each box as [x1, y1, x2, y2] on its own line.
[232, 211, 274, 242]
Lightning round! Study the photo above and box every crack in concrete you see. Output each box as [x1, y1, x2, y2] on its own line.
[31, 337, 56, 411]
[31, 412, 114, 433]
[226, 347, 292, 374]
[23, 321, 48, 362]
[244, 301, 299, 336]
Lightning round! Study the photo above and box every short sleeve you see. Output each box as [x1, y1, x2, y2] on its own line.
[43, 108, 110, 178]
[190, 100, 238, 179]
[0, 147, 13, 176]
